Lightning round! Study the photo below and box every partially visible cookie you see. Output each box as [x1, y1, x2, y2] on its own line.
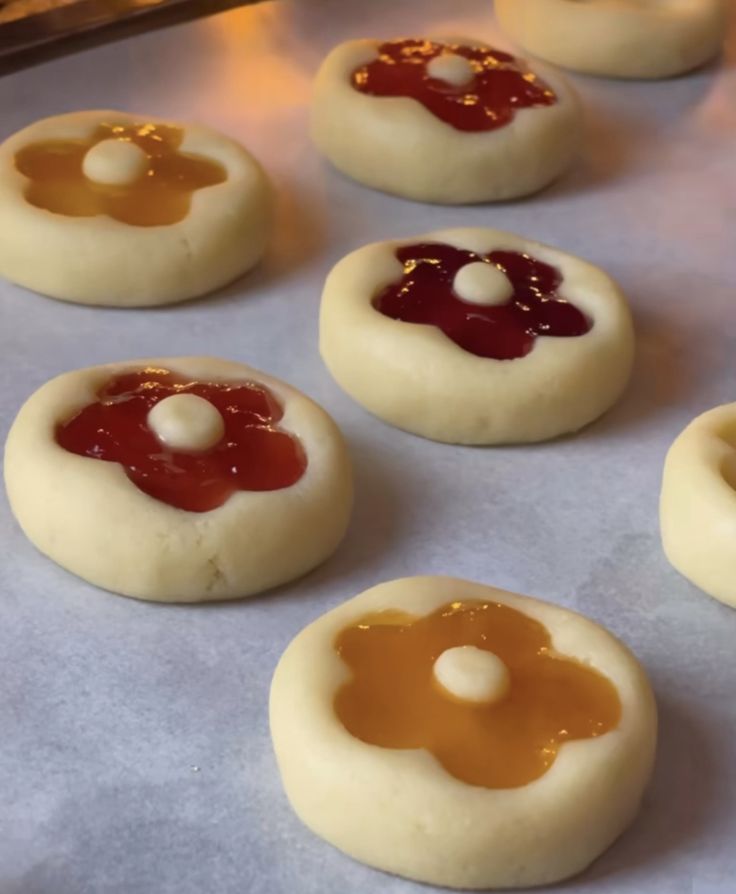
[0, 111, 272, 306]
[320, 227, 634, 444]
[495, 0, 726, 80]
[660, 402, 736, 608]
[270, 576, 657, 889]
[4, 357, 352, 602]
[311, 37, 580, 203]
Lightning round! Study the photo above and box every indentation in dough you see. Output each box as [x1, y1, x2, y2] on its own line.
[56, 368, 307, 512]
[723, 455, 736, 491]
[374, 243, 590, 360]
[15, 122, 226, 227]
[351, 39, 557, 133]
[334, 599, 622, 788]
[718, 423, 736, 491]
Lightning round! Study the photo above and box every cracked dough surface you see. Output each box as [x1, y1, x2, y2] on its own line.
[270, 575, 657, 889]
[319, 227, 634, 444]
[660, 402, 736, 608]
[495, 0, 726, 80]
[311, 38, 580, 204]
[0, 110, 273, 307]
[3, 357, 353, 602]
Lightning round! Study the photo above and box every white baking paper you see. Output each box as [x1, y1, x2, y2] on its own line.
[0, 2, 734, 891]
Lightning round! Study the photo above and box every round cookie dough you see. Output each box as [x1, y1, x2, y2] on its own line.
[319, 227, 634, 444]
[0, 110, 273, 306]
[495, 0, 726, 80]
[3, 357, 353, 602]
[660, 402, 736, 608]
[270, 576, 657, 889]
[311, 37, 581, 203]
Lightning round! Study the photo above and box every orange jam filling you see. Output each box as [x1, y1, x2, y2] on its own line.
[14, 123, 226, 226]
[335, 600, 622, 789]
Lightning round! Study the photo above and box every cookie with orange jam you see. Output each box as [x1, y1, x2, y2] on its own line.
[270, 576, 656, 889]
[0, 111, 272, 306]
[4, 357, 352, 601]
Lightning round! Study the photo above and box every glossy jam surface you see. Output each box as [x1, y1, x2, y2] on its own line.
[335, 600, 621, 789]
[56, 369, 306, 512]
[374, 243, 591, 359]
[352, 39, 556, 132]
[15, 123, 226, 226]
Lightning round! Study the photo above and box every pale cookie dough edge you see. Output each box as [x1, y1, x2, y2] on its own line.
[270, 575, 657, 888]
[319, 227, 634, 444]
[0, 110, 273, 306]
[310, 38, 581, 203]
[495, 0, 727, 80]
[660, 402, 736, 608]
[4, 357, 353, 601]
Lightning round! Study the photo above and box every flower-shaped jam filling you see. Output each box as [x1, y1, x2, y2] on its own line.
[374, 242, 591, 359]
[14, 123, 226, 227]
[335, 600, 621, 789]
[352, 39, 556, 132]
[56, 368, 306, 513]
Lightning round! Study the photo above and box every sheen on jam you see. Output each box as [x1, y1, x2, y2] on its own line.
[15, 123, 226, 226]
[352, 39, 557, 132]
[335, 600, 621, 789]
[56, 368, 306, 512]
[374, 243, 591, 359]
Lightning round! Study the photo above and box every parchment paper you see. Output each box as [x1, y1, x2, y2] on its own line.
[0, 2, 734, 892]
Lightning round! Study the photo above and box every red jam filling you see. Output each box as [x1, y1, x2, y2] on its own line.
[373, 243, 591, 360]
[56, 368, 307, 513]
[352, 39, 556, 132]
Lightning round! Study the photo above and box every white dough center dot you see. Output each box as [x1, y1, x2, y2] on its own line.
[426, 52, 476, 87]
[453, 261, 514, 306]
[147, 393, 225, 452]
[82, 138, 149, 186]
[433, 646, 510, 704]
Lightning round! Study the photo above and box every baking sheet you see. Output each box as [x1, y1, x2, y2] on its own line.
[0, 0, 261, 74]
[0, 1, 735, 891]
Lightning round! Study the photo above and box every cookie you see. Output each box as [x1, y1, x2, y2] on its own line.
[311, 37, 580, 203]
[495, 0, 726, 80]
[4, 358, 352, 602]
[660, 402, 736, 608]
[320, 227, 634, 443]
[0, 111, 272, 306]
[270, 576, 657, 889]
